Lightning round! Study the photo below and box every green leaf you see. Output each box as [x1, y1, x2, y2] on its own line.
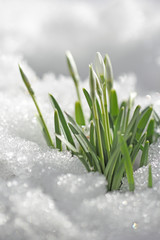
[68, 124, 102, 173]
[107, 154, 121, 190]
[76, 155, 91, 172]
[148, 164, 153, 188]
[74, 134, 99, 171]
[83, 88, 93, 121]
[140, 140, 149, 167]
[83, 88, 92, 111]
[104, 145, 121, 178]
[96, 99, 102, 121]
[136, 106, 152, 141]
[37, 115, 54, 148]
[66, 114, 96, 153]
[65, 114, 102, 172]
[118, 132, 135, 192]
[75, 101, 85, 126]
[153, 109, 160, 125]
[96, 78, 102, 98]
[120, 100, 127, 109]
[55, 134, 77, 152]
[65, 113, 100, 169]
[111, 161, 124, 191]
[110, 89, 119, 123]
[146, 118, 154, 144]
[120, 102, 128, 133]
[55, 133, 90, 172]
[124, 105, 141, 139]
[90, 120, 95, 146]
[99, 120, 108, 165]
[131, 133, 147, 164]
[114, 107, 125, 134]
[92, 100, 105, 171]
[111, 144, 133, 191]
[104, 130, 132, 187]
[49, 94, 75, 147]
[54, 110, 62, 151]
[111, 106, 124, 152]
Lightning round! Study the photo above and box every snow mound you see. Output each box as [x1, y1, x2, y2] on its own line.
[0, 54, 160, 240]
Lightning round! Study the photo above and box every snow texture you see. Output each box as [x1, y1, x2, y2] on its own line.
[0, 54, 160, 240]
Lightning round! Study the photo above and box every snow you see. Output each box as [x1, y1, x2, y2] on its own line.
[0, 54, 160, 240]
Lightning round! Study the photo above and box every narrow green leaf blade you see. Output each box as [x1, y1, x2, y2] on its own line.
[96, 99, 102, 121]
[66, 117, 96, 153]
[140, 140, 149, 167]
[75, 101, 85, 126]
[83, 88, 92, 111]
[55, 134, 77, 153]
[54, 110, 62, 151]
[136, 106, 152, 141]
[148, 164, 153, 188]
[49, 94, 75, 147]
[36, 115, 54, 148]
[83, 88, 93, 120]
[131, 133, 147, 164]
[111, 106, 124, 153]
[111, 144, 133, 191]
[124, 105, 141, 138]
[114, 106, 124, 134]
[90, 120, 95, 146]
[67, 120, 102, 173]
[55, 134, 90, 172]
[73, 132, 102, 173]
[110, 89, 119, 122]
[146, 118, 154, 144]
[118, 133, 135, 192]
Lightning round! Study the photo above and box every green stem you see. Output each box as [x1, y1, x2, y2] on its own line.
[103, 87, 112, 147]
[99, 96, 110, 157]
[32, 96, 54, 148]
[93, 100, 105, 171]
[19, 66, 54, 148]
[75, 82, 81, 103]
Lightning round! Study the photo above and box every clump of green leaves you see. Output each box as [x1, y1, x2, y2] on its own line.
[19, 52, 158, 192]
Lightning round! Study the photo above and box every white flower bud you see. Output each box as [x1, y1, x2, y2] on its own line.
[95, 52, 107, 85]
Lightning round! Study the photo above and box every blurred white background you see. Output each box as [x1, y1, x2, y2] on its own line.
[0, 0, 160, 91]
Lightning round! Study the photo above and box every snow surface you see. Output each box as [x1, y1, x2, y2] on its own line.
[0, 54, 160, 240]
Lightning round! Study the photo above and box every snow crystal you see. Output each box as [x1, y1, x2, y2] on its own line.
[0, 54, 160, 240]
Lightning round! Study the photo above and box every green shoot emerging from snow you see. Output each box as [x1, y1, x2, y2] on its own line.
[19, 52, 159, 192]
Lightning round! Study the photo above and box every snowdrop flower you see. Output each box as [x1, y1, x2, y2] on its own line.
[104, 54, 113, 93]
[66, 50, 80, 86]
[95, 52, 107, 86]
[89, 64, 96, 101]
